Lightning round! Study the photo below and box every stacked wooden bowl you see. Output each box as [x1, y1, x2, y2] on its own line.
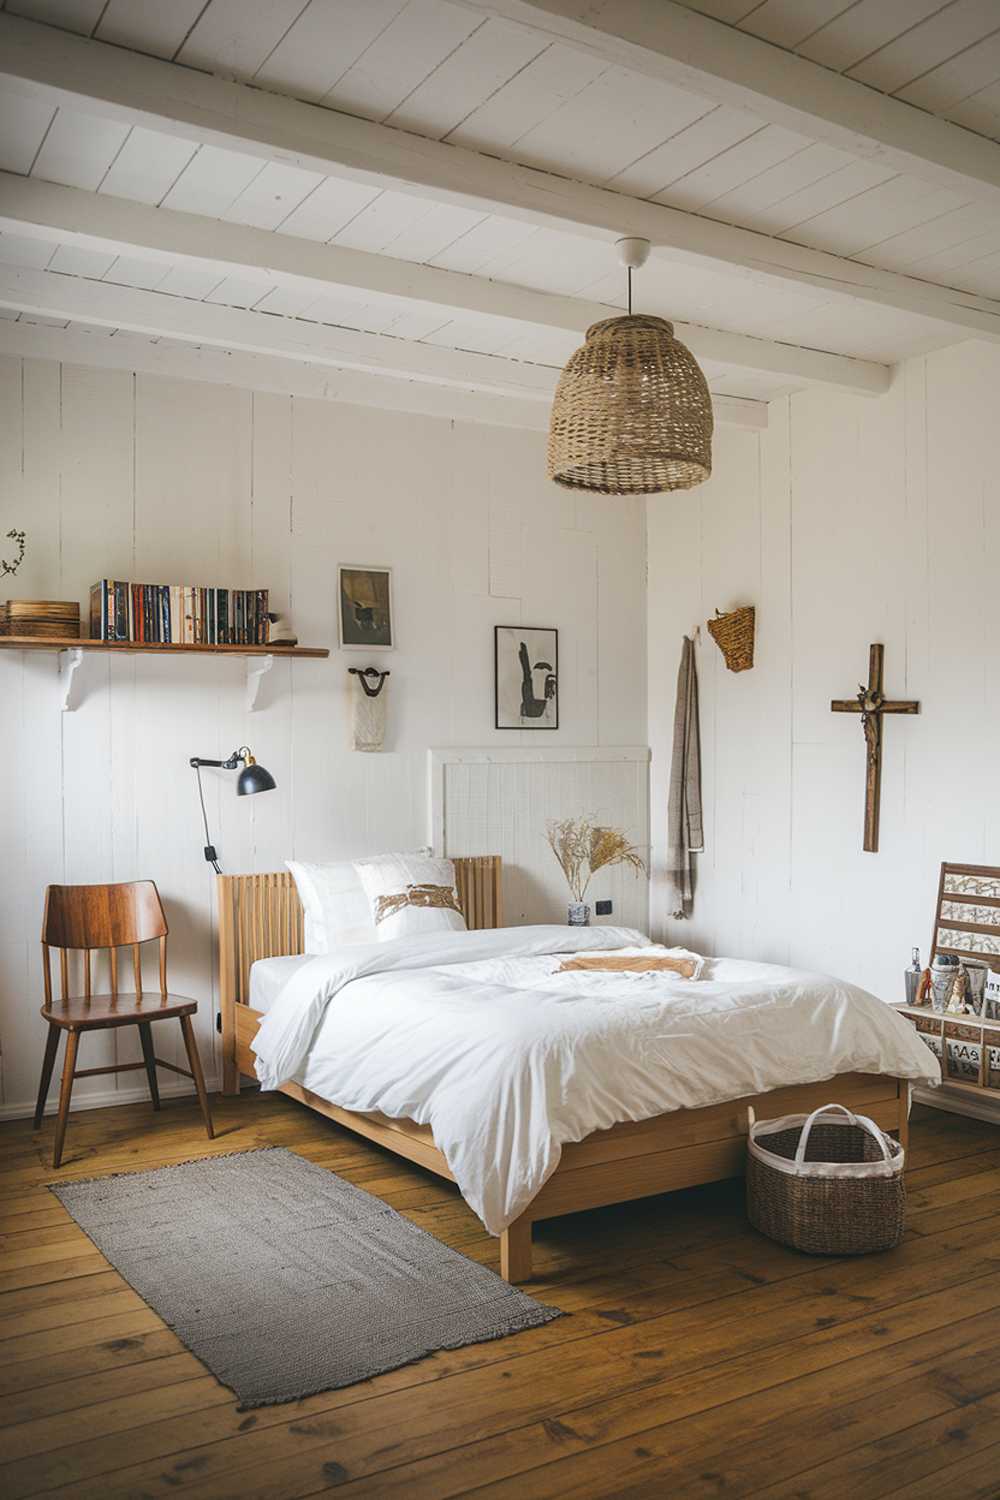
[0, 600, 81, 638]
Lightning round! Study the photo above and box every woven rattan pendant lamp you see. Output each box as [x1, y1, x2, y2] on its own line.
[547, 237, 713, 495]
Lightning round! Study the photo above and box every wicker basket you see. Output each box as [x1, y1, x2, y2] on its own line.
[707, 605, 754, 673]
[747, 1103, 905, 1256]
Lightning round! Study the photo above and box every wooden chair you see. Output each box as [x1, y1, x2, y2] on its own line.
[35, 881, 214, 1167]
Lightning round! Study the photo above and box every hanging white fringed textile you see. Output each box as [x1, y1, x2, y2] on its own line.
[351, 673, 388, 752]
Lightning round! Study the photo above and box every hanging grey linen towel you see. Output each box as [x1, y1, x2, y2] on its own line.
[665, 634, 704, 918]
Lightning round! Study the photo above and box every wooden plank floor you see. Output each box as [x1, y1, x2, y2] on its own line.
[2, 1095, 1000, 1499]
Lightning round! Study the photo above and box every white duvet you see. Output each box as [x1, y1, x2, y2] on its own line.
[252, 924, 938, 1235]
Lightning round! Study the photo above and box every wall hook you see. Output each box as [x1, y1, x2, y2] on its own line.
[349, 666, 390, 698]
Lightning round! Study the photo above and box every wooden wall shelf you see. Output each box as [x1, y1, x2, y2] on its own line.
[0, 636, 328, 657]
[0, 636, 329, 711]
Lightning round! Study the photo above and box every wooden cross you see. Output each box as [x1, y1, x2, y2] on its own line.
[831, 644, 919, 854]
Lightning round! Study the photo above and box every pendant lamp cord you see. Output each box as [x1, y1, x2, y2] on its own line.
[627, 264, 632, 315]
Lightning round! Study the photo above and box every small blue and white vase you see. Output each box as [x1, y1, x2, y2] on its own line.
[568, 902, 591, 927]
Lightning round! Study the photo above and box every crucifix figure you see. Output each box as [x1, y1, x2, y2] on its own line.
[831, 644, 919, 853]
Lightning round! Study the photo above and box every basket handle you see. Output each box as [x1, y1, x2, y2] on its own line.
[794, 1104, 892, 1166]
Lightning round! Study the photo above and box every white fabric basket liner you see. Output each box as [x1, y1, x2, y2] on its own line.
[748, 1106, 904, 1180]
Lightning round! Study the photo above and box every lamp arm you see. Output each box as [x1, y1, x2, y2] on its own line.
[189, 749, 264, 874]
[189, 749, 245, 772]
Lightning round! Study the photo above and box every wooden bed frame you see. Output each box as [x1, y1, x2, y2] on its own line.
[218, 860, 910, 1282]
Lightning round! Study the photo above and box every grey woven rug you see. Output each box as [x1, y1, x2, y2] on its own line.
[50, 1147, 562, 1408]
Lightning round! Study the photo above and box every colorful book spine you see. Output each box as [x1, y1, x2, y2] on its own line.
[89, 582, 272, 645]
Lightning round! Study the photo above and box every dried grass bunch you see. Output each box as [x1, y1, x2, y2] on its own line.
[546, 817, 646, 903]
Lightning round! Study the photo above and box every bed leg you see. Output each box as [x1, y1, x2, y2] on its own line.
[500, 1217, 532, 1283]
[222, 1058, 241, 1096]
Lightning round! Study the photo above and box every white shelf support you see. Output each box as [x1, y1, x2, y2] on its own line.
[59, 646, 84, 712]
[246, 654, 274, 712]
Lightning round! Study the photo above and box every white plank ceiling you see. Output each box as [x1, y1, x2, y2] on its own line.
[3, 0, 1000, 410]
[681, 0, 1000, 142]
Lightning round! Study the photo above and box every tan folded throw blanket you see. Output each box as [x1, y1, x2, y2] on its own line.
[665, 634, 704, 919]
[559, 954, 699, 979]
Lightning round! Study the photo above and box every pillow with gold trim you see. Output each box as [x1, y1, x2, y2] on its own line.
[354, 852, 466, 942]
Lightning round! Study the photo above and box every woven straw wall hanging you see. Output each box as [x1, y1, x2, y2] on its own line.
[547, 237, 713, 496]
[708, 606, 755, 673]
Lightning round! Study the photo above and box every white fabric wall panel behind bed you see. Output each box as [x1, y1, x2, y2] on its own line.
[430, 747, 650, 931]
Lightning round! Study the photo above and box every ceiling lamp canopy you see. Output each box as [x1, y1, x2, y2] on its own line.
[547, 238, 713, 496]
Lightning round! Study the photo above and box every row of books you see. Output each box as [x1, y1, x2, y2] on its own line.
[89, 581, 270, 645]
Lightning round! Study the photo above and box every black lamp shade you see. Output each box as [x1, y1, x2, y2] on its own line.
[236, 762, 276, 796]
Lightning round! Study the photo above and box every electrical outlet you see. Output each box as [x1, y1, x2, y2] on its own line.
[595, 899, 613, 916]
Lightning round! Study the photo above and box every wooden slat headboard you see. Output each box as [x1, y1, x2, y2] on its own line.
[217, 856, 502, 1071]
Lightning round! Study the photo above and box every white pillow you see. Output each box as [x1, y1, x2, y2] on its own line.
[285, 860, 376, 954]
[354, 851, 467, 942]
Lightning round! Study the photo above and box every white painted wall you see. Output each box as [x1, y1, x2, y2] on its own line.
[648, 341, 1000, 1017]
[0, 355, 647, 1119]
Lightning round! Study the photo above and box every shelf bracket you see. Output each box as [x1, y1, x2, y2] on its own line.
[59, 647, 84, 712]
[246, 654, 274, 712]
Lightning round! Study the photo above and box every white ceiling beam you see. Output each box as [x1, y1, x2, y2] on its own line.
[3, 16, 1000, 346]
[0, 265, 558, 398]
[468, 0, 1000, 207]
[0, 309, 766, 431]
[0, 173, 889, 396]
[0, 319, 552, 431]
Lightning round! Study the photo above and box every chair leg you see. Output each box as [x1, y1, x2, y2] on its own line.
[52, 1030, 79, 1169]
[179, 1014, 214, 1140]
[34, 1024, 61, 1130]
[137, 1022, 161, 1111]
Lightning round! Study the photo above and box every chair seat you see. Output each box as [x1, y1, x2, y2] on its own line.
[40, 993, 198, 1028]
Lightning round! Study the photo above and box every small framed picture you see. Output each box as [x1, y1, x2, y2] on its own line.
[338, 565, 393, 650]
[495, 626, 558, 730]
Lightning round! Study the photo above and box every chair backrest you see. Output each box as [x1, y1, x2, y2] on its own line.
[42, 881, 168, 1002]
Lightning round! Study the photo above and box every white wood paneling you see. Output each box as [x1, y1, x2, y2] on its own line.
[847, 1, 1000, 95]
[386, 17, 546, 139]
[176, 0, 313, 83]
[0, 91, 55, 175]
[431, 748, 650, 929]
[96, 0, 208, 61]
[323, 0, 483, 124]
[0, 349, 647, 1119]
[6, 0, 105, 32]
[510, 66, 715, 184]
[663, 125, 814, 213]
[448, 42, 605, 153]
[159, 146, 265, 218]
[276, 179, 382, 242]
[31, 108, 129, 191]
[646, 336, 1000, 1053]
[98, 127, 198, 206]
[252, 0, 409, 105]
[223, 161, 325, 232]
[741, 1, 859, 50]
[609, 104, 762, 198]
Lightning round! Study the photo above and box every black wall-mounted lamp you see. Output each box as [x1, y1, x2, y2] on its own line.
[189, 746, 276, 873]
